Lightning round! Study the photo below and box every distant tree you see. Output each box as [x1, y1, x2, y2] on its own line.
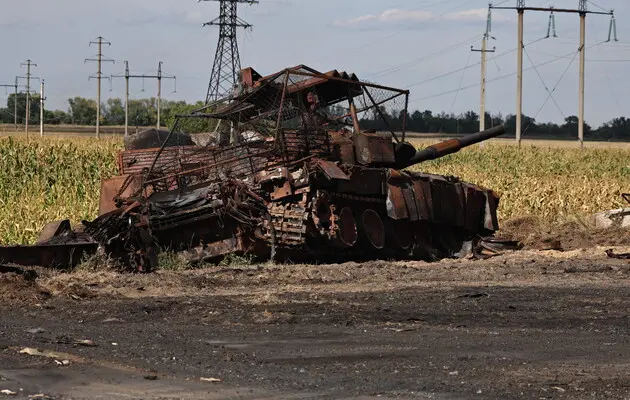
[562, 115, 591, 138]
[128, 98, 157, 127]
[5, 93, 40, 124]
[592, 117, 630, 140]
[460, 110, 479, 133]
[104, 98, 125, 125]
[162, 100, 213, 133]
[67, 97, 97, 125]
[44, 109, 70, 125]
[505, 113, 537, 134]
[0, 108, 10, 124]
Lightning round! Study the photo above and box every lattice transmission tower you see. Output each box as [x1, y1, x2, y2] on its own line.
[201, 0, 257, 104]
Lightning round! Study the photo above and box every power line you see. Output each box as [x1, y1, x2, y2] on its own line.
[0, 77, 21, 129]
[366, 33, 483, 79]
[112, 61, 176, 136]
[20, 60, 39, 137]
[335, 0, 479, 58]
[406, 36, 548, 89]
[448, 50, 473, 115]
[596, 44, 623, 116]
[490, 0, 615, 147]
[586, 0, 610, 14]
[528, 49, 630, 62]
[409, 42, 606, 104]
[85, 36, 114, 139]
[528, 48, 580, 125]
[523, 46, 566, 119]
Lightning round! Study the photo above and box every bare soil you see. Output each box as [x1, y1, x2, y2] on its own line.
[1, 227, 630, 399]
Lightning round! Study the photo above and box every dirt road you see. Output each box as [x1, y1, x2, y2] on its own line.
[1, 246, 630, 399]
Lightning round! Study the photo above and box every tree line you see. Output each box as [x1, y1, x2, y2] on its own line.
[360, 108, 630, 141]
[1, 95, 629, 140]
[0, 94, 204, 129]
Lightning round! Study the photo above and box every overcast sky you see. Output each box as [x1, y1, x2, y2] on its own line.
[1, 0, 629, 126]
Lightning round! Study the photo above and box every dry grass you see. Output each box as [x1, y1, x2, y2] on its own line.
[1, 135, 629, 245]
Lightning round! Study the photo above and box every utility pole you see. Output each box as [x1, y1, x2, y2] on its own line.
[40, 80, 46, 136]
[0, 78, 20, 130]
[472, 5, 496, 132]
[156, 62, 176, 129]
[112, 61, 176, 136]
[112, 61, 130, 137]
[20, 60, 38, 137]
[578, 0, 586, 149]
[491, 1, 614, 148]
[85, 37, 114, 139]
[201, 0, 258, 104]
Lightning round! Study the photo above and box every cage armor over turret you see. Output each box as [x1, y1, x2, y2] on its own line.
[93, 65, 505, 270]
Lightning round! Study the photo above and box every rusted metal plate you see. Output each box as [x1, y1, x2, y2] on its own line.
[36, 220, 71, 245]
[402, 187, 420, 221]
[270, 181, 293, 201]
[430, 179, 464, 227]
[317, 160, 350, 181]
[386, 184, 408, 220]
[483, 190, 500, 231]
[99, 175, 141, 216]
[353, 132, 395, 165]
[337, 167, 386, 195]
[0, 243, 98, 268]
[462, 184, 486, 233]
[453, 183, 466, 228]
[411, 181, 429, 220]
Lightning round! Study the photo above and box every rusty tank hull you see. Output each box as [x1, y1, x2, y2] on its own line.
[6, 64, 505, 271]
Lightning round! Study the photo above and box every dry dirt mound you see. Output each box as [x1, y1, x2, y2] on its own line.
[0, 272, 51, 306]
[500, 215, 630, 251]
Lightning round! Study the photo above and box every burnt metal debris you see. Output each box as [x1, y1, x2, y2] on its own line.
[0, 65, 507, 271]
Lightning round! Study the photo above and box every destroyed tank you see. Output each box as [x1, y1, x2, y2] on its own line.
[90, 65, 505, 271]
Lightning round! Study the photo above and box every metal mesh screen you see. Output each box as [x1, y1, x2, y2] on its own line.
[132, 66, 409, 196]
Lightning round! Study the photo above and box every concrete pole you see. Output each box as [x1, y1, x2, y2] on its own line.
[480, 35, 487, 132]
[96, 40, 102, 139]
[516, 10, 524, 146]
[157, 62, 162, 130]
[578, 13, 586, 149]
[25, 63, 31, 137]
[13, 77, 18, 130]
[125, 61, 129, 138]
[40, 79, 44, 137]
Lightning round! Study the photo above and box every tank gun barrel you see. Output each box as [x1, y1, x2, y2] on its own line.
[401, 125, 505, 168]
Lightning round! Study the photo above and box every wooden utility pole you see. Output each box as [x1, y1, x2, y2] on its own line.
[85, 37, 114, 139]
[491, 1, 614, 148]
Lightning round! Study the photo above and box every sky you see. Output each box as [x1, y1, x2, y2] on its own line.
[1, 0, 630, 126]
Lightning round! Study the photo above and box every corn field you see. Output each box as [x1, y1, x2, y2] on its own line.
[0, 136, 629, 245]
[0, 136, 121, 244]
[413, 143, 630, 222]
